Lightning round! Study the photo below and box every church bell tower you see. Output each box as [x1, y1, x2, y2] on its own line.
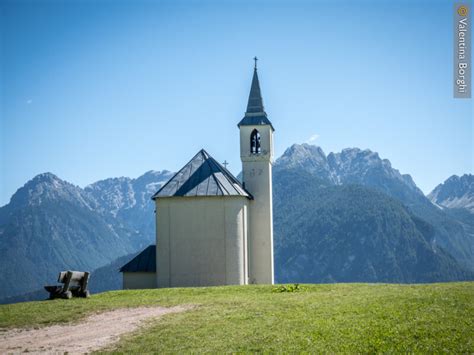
[238, 58, 274, 284]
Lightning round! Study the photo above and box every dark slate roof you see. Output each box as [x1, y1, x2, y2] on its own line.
[246, 67, 265, 114]
[238, 67, 274, 131]
[238, 114, 274, 127]
[152, 149, 252, 199]
[120, 245, 156, 273]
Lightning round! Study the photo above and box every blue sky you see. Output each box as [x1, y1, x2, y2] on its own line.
[1, 0, 472, 206]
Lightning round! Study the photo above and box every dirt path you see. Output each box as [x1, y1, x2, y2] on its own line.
[0, 305, 190, 354]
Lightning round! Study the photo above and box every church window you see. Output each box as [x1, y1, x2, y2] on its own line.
[250, 129, 261, 154]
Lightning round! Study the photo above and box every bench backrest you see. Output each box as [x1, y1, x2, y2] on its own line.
[57, 271, 90, 293]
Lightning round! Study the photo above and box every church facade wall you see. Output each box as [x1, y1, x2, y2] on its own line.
[155, 196, 249, 287]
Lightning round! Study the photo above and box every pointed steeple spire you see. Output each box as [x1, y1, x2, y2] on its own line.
[246, 57, 265, 115]
[238, 57, 274, 130]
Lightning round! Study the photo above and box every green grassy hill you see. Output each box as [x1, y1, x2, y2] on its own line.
[1, 283, 473, 352]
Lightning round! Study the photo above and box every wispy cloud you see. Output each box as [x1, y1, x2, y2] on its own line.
[306, 134, 319, 144]
[26, 99, 32, 104]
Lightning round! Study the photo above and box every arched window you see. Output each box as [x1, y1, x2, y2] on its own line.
[250, 129, 261, 154]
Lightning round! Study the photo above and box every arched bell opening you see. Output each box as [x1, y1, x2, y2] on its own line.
[250, 129, 261, 154]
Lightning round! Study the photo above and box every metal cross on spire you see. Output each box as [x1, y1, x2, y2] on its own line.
[222, 160, 229, 169]
[253, 56, 258, 70]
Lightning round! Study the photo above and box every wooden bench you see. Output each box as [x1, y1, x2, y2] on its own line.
[45, 271, 91, 299]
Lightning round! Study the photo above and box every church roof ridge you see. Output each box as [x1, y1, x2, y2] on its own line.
[152, 149, 252, 199]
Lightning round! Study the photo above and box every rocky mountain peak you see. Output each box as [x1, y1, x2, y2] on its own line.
[446, 174, 474, 187]
[32, 172, 62, 183]
[84, 170, 174, 217]
[279, 144, 326, 161]
[428, 174, 474, 212]
[85, 177, 135, 216]
[140, 170, 173, 178]
[275, 144, 337, 183]
[8, 172, 92, 209]
[275, 144, 424, 204]
[328, 148, 387, 172]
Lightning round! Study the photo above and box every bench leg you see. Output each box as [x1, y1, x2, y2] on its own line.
[60, 291, 72, 299]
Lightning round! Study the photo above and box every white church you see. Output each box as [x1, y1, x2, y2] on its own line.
[120, 60, 275, 288]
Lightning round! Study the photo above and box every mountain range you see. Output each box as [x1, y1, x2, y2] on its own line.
[273, 144, 473, 282]
[275, 144, 474, 271]
[0, 144, 472, 303]
[0, 171, 172, 300]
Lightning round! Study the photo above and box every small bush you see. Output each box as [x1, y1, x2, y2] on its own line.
[272, 284, 303, 293]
